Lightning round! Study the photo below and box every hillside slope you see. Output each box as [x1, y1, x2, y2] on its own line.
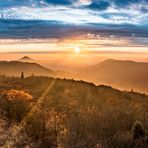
[0, 61, 55, 77]
[0, 76, 147, 147]
[80, 59, 148, 93]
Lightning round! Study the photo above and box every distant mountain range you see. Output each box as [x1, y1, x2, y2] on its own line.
[1, 58, 148, 93]
[80, 59, 148, 93]
[0, 61, 55, 77]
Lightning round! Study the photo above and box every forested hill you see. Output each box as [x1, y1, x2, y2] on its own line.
[0, 76, 148, 147]
[0, 76, 147, 101]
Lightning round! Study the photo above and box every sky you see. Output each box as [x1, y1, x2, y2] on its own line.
[0, 0, 148, 54]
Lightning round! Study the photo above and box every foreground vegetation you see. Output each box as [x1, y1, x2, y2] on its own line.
[0, 75, 148, 148]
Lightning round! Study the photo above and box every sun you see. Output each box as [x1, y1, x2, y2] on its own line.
[75, 47, 81, 53]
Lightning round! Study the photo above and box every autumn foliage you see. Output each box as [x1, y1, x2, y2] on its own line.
[0, 89, 32, 122]
[0, 77, 148, 147]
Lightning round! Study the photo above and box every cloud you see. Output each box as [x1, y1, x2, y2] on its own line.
[113, 0, 140, 7]
[86, 1, 110, 10]
[0, 0, 148, 39]
[113, 0, 148, 8]
[0, 0, 148, 8]
[0, 0, 74, 8]
[45, 0, 72, 6]
[75, 0, 92, 6]
[0, 0, 148, 52]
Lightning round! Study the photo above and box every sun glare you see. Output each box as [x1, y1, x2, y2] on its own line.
[75, 47, 81, 53]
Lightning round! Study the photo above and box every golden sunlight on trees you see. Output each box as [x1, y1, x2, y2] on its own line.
[0, 89, 32, 123]
[0, 77, 148, 147]
[24, 108, 66, 148]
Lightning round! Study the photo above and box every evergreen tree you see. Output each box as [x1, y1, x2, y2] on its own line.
[21, 72, 24, 79]
[132, 121, 145, 140]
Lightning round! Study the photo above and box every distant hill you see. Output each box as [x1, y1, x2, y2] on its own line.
[18, 56, 34, 62]
[80, 59, 148, 93]
[0, 61, 55, 77]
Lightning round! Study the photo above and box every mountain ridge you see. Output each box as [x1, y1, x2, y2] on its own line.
[18, 56, 34, 62]
[0, 61, 55, 77]
[79, 59, 148, 93]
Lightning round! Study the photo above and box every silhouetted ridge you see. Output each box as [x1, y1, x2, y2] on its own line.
[80, 59, 148, 93]
[0, 61, 55, 77]
[19, 56, 34, 62]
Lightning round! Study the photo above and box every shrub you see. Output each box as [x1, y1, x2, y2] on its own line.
[132, 121, 145, 140]
[24, 108, 66, 148]
[0, 89, 32, 123]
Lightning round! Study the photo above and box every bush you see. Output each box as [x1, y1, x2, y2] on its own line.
[0, 89, 32, 123]
[24, 108, 66, 148]
[132, 121, 145, 140]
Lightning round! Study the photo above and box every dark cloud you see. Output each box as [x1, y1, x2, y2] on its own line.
[114, 0, 140, 7]
[0, 19, 85, 39]
[0, 0, 27, 8]
[0, 0, 148, 36]
[0, 0, 74, 8]
[140, 6, 148, 13]
[86, 0, 148, 10]
[0, 19, 148, 39]
[113, 0, 148, 8]
[0, 0, 148, 9]
[45, 0, 72, 5]
[86, 1, 110, 10]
